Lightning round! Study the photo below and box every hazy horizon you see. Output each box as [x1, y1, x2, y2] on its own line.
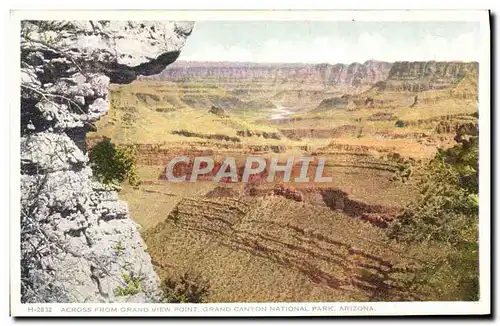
[172, 59, 479, 65]
[178, 21, 480, 64]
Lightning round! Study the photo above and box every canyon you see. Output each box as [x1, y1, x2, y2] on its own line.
[88, 51, 478, 302]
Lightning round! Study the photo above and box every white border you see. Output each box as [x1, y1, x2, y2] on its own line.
[9, 9, 491, 317]
[9, 9, 489, 21]
[9, 301, 492, 317]
[477, 9, 492, 315]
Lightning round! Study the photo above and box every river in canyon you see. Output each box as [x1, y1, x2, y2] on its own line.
[269, 105, 293, 120]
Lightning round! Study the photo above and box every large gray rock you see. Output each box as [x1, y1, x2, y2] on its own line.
[20, 20, 193, 303]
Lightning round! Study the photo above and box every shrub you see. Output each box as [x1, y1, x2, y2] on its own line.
[389, 137, 478, 244]
[357, 127, 364, 138]
[395, 120, 406, 128]
[114, 270, 142, 297]
[388, 131, 478, 301]
[113, 241, 124, 256]
[89, 137, 139, 186]
[162, 272, 210, 303]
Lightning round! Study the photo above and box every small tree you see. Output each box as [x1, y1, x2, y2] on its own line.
[89, 137, 139, 186]
[162, 272, 210, 303]
[395, 120, 406, 128]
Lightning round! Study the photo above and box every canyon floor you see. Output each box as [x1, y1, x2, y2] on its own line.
[88, 68, 477, 302]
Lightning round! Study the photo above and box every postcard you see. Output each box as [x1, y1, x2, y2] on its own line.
[10, 9, 491, 317]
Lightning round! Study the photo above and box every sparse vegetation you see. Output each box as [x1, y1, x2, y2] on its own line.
[357, 127, 365, 138]
[389, 131, 478, 300]
[113, 241, 124, 256]
[395, 120, 406, 128]
[114, 270, 142, 297]
[162, 272, 210, 303]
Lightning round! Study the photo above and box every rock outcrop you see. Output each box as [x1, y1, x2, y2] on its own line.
[385, 61, 478, 91]
[20, 20, 193, 303]
[272, 184, 304, 202]
[314, 95, 351, 111]
[208, 105, 228, 117]
[325, 60, 393, 87]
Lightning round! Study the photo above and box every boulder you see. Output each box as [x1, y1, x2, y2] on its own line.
[208, 105, 228, 117]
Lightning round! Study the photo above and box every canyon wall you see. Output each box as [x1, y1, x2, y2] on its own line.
[383, 61, 479, 91]
[20, 20, 193, 303]
[150, 60, 393, 89]
[151, 60, 478, 93]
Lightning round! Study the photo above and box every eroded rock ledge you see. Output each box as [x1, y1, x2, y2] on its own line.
[20, 20, 194, 303]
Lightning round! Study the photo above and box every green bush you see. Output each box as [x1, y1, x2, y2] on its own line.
[395, 120, 406, 128]
[113, 241, 124, 256]
[162, 272, 210, 303]
[89, 137, 139, 186]
[114, 270, 142, 297]
[388, 132, 478, 301]
[389, 137, 478, 244]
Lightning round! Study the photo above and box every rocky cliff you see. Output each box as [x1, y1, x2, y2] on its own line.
[153, 60, 478, 94]
[383, 61, 479, 91]
[150, 60, 392, 89]
[20, 20, 193, 303]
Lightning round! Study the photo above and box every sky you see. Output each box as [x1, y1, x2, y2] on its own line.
[179, 21, 480, 64]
